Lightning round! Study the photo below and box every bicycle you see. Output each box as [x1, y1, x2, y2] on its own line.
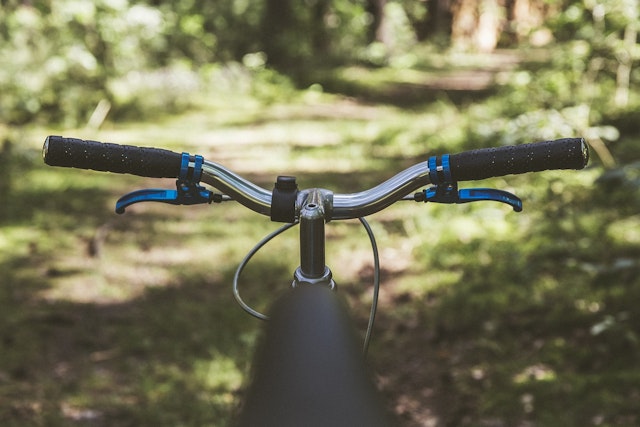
[43, 135, 588, 426]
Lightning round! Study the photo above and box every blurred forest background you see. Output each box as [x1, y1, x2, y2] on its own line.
[1, 0, 639, 426]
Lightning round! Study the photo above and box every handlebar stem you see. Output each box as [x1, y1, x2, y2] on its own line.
[296, 188, 333, 222]
[293, 189, 336, 289]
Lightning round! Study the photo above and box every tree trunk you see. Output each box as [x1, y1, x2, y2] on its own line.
[475, 0, 504, 52]
[367, 0, 388, 44]
[311, 0, 331, 57]
[414, 0, 453, 41]
[510, 0, 550, 45]
[451, 0, 505, 52]
[615, 22, 638, 108]
[262, 0, 297, 68]
[451, 0, 477, 50]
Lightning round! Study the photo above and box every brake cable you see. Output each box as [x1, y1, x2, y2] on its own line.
[233, 222, 298, 321]
[232, 218, 382, 356]
[359, 216, 380, 358]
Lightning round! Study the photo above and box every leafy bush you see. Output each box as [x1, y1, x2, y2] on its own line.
[0, 2, 173, 126]
[0, 0, 368, 126]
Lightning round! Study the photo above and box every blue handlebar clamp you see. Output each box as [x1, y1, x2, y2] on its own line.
[115, 153, 215, 214]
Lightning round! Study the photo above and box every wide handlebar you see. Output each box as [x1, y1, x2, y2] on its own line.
[43, 135, 589, 219]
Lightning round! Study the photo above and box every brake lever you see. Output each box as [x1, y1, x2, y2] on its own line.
[416, 182, 523, 212]
[115, 180, 217, 214]
[115, 152, 222, 214]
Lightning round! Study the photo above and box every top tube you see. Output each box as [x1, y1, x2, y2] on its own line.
[200, 159, 433, 220]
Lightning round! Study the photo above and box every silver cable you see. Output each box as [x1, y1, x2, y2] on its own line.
[233, 218, 380, 358]
[359, 217, 380, 358]
[233, 222, 298, 320]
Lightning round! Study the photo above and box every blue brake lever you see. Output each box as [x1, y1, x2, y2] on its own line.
[422, 186, 523, 212]
[116, 152, 214, 214]
[457, 188, 522, 212]
[116, 188, 179, 214]
[115, 181, 214, 214]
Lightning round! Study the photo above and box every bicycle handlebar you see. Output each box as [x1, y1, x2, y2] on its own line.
[43, 135, 589, 219]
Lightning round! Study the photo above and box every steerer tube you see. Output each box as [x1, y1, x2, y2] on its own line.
[299, 203, 326, 278]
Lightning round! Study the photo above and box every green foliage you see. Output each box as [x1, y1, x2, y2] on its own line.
[0, 0, 272, 126]
[0, 1, 175, 125]
[326, 0, 372, 63]
[149, 0, 265, 64]
[0, 0, 379, 126]
[360, 2, 418, 67]
[549, 0, 638, 41]
[4, 0, 638, 129]
[0, 4, 101, 125]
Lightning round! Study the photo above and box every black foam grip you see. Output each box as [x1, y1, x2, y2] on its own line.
[43, 135, 182, 178]
[449, 138, 589, 181]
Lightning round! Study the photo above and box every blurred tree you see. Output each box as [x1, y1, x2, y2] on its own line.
[420, 0, 453, 41]
[312, 0, 332, 56]
[367, 0, 388, 44]
[451, 0, 506, 52]
[261, 0, 336, 69]
[0, 138, 13, 218]
[509, 0, 551, 45]
[613, 5, 638, 107]
[262, 0, 306, 68]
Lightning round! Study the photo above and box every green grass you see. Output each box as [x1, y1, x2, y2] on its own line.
[2, 62, 640, 426]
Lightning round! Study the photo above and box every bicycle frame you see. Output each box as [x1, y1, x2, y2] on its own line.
[235, 285, 392, 427]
